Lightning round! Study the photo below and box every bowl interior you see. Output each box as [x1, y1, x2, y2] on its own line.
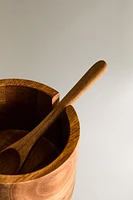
[0, 82, 70, 174]
[0, 85, 53, 130]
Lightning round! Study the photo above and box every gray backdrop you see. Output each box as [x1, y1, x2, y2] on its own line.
[0, 1, 133, 199]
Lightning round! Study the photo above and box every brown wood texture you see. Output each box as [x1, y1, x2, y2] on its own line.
[0, 79, 80, 200]
[0, 60, 107, 175]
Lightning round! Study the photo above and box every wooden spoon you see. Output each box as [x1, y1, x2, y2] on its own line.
[0, 60, 107, 175]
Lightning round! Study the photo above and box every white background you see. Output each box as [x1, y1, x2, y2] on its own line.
[0, 1, 133, 199]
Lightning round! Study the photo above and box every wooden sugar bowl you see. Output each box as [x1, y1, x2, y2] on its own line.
[0, 79, 80, 200]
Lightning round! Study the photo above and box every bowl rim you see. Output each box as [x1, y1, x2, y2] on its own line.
[0, 79, 80, 184]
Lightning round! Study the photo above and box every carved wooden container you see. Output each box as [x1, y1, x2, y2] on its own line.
[0, 79, 80, 200]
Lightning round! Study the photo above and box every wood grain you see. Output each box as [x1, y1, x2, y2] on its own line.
[0, 79, 80, 200]
[0, 60, 107, 175]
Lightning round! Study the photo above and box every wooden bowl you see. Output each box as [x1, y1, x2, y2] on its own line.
[0, 79, 80, 200]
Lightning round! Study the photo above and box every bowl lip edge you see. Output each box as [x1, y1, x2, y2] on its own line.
[0, 80, 80, 184]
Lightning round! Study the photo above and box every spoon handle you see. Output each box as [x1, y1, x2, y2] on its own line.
[61, 60, 107, 106]
[7, 60, 107, 167]
[33, 60, 107, 136]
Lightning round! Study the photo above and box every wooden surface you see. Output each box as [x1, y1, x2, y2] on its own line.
[0, 60, 107, 175]
[0, 79, 80, 200]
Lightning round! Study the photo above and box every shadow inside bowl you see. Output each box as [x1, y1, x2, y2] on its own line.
[0, 81, 70, 174]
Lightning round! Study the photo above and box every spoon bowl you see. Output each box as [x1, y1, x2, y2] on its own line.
[0, 129, 60, 174]
[0, 149, 20, 174]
